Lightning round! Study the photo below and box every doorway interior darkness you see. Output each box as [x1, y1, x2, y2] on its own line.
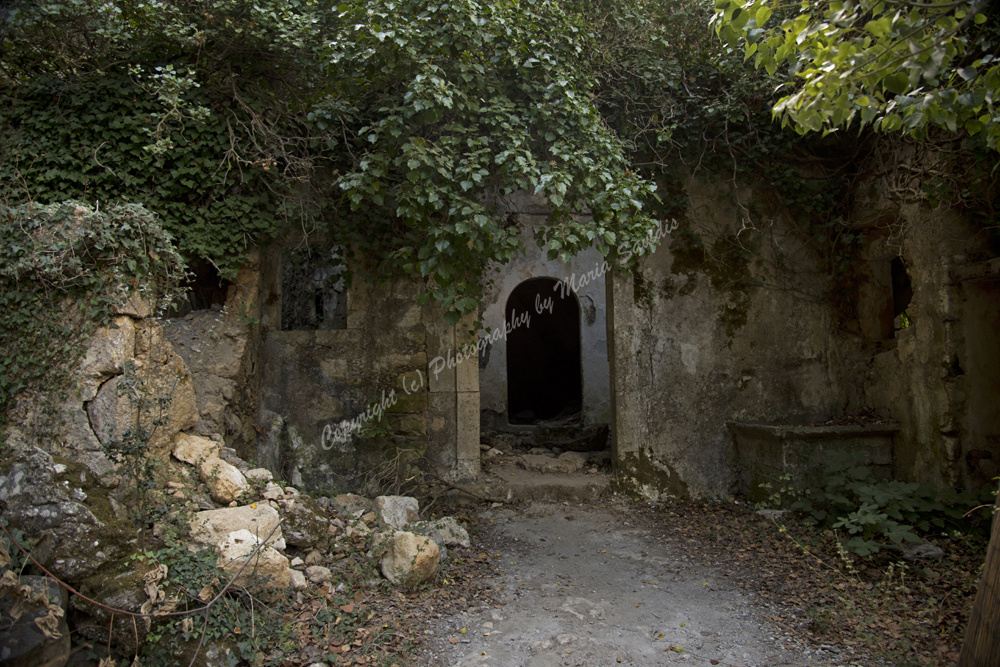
[506, 277, 582, 425]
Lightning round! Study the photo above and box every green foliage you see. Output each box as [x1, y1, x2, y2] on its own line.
[134, 542, 290, 667]
[0, 76, 284, 279]
[322, 0, 660, 321]
[0, 518, 30, 573]
[0, 201, 186, 414]
[712, 0, 1000, 150]
[788, 450, 994, 555]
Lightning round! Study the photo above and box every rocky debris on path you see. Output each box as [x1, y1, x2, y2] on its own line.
[375, 495, 420, 530]
[378, 531, 440, 584]
[414, 516, 471, 548]
[216, 529, 291, 589]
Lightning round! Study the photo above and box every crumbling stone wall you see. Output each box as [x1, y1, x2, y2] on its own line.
[257, 241, 478, 494]
[853, 182, 1000, 491]
[609, 164, 1000, 499]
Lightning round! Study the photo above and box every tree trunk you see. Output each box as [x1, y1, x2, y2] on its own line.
[959, 488, 1000, 667]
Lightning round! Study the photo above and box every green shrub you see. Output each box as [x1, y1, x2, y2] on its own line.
[787, 450, 994, 556]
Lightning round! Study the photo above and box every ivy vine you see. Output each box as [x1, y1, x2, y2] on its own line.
[0, 200, 186, 416]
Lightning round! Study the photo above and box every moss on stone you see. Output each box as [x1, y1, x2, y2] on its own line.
[613, 449, 690, 499]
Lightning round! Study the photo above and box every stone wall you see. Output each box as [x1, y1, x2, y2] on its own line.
[257, 242, 478, 493]
[608, 175, 848, 499]
[608, 165, 1000, 499]
[855, 184, 1000, 491]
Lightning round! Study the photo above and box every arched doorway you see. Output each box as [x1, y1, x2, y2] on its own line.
[506, 278, 582, 424]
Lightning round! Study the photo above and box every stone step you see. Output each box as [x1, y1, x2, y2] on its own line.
[478, 463, 611, 503]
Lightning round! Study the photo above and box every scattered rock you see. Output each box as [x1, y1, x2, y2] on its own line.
[305, 566, 332, 584]
[282, 496, 330, 548]
[172, 433, 220, 465]
[333, 494, 372, 515]
[198, 456, 248, 504]
[219, 447, 251, 473]
[375, 496, 420, 531]
[262, 483, 284, 500]
[216, 530, 290, 589]
[245, 468, 273, 483]
[289, 570, 308, 591]
[379, 532, 440, 585]
[0, 575, 70, 667]
[529, 447, 554, 457]
[413, 517, 471, 548]
[189, 503, 286, 550]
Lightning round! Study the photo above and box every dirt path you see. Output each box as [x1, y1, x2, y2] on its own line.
[422, 500, 842, 667]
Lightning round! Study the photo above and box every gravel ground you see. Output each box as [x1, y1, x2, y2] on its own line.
[419, 499, 849, 667]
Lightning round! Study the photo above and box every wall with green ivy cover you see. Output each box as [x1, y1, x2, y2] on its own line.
[0, 76, 283, 280]
[0, 200, 186, 417]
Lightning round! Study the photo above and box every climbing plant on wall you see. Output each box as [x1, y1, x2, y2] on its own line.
[0, 0, 664, 324]
[0, 201, 186, 415]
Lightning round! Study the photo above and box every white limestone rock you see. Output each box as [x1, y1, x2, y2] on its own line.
[379, 531, 439, 585]
[199, 456, 248, 504]
[374, 496, 419, 531]
[172, 433, 220, 465]
[216, 530, 290, 589]
[189, 504, 286, 551]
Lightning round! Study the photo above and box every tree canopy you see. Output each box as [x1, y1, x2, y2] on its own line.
[712, 0, 1000, 150]
[0, 0, 676, 320]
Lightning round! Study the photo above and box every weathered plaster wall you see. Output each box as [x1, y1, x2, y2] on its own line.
[478, 192, 611, 430]
[857, 186, 1000, 491]
[257, 243, 478, 493]
[609, 176, 847, 499]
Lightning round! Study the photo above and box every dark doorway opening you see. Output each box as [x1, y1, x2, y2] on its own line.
[506, 278, 582, 424]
